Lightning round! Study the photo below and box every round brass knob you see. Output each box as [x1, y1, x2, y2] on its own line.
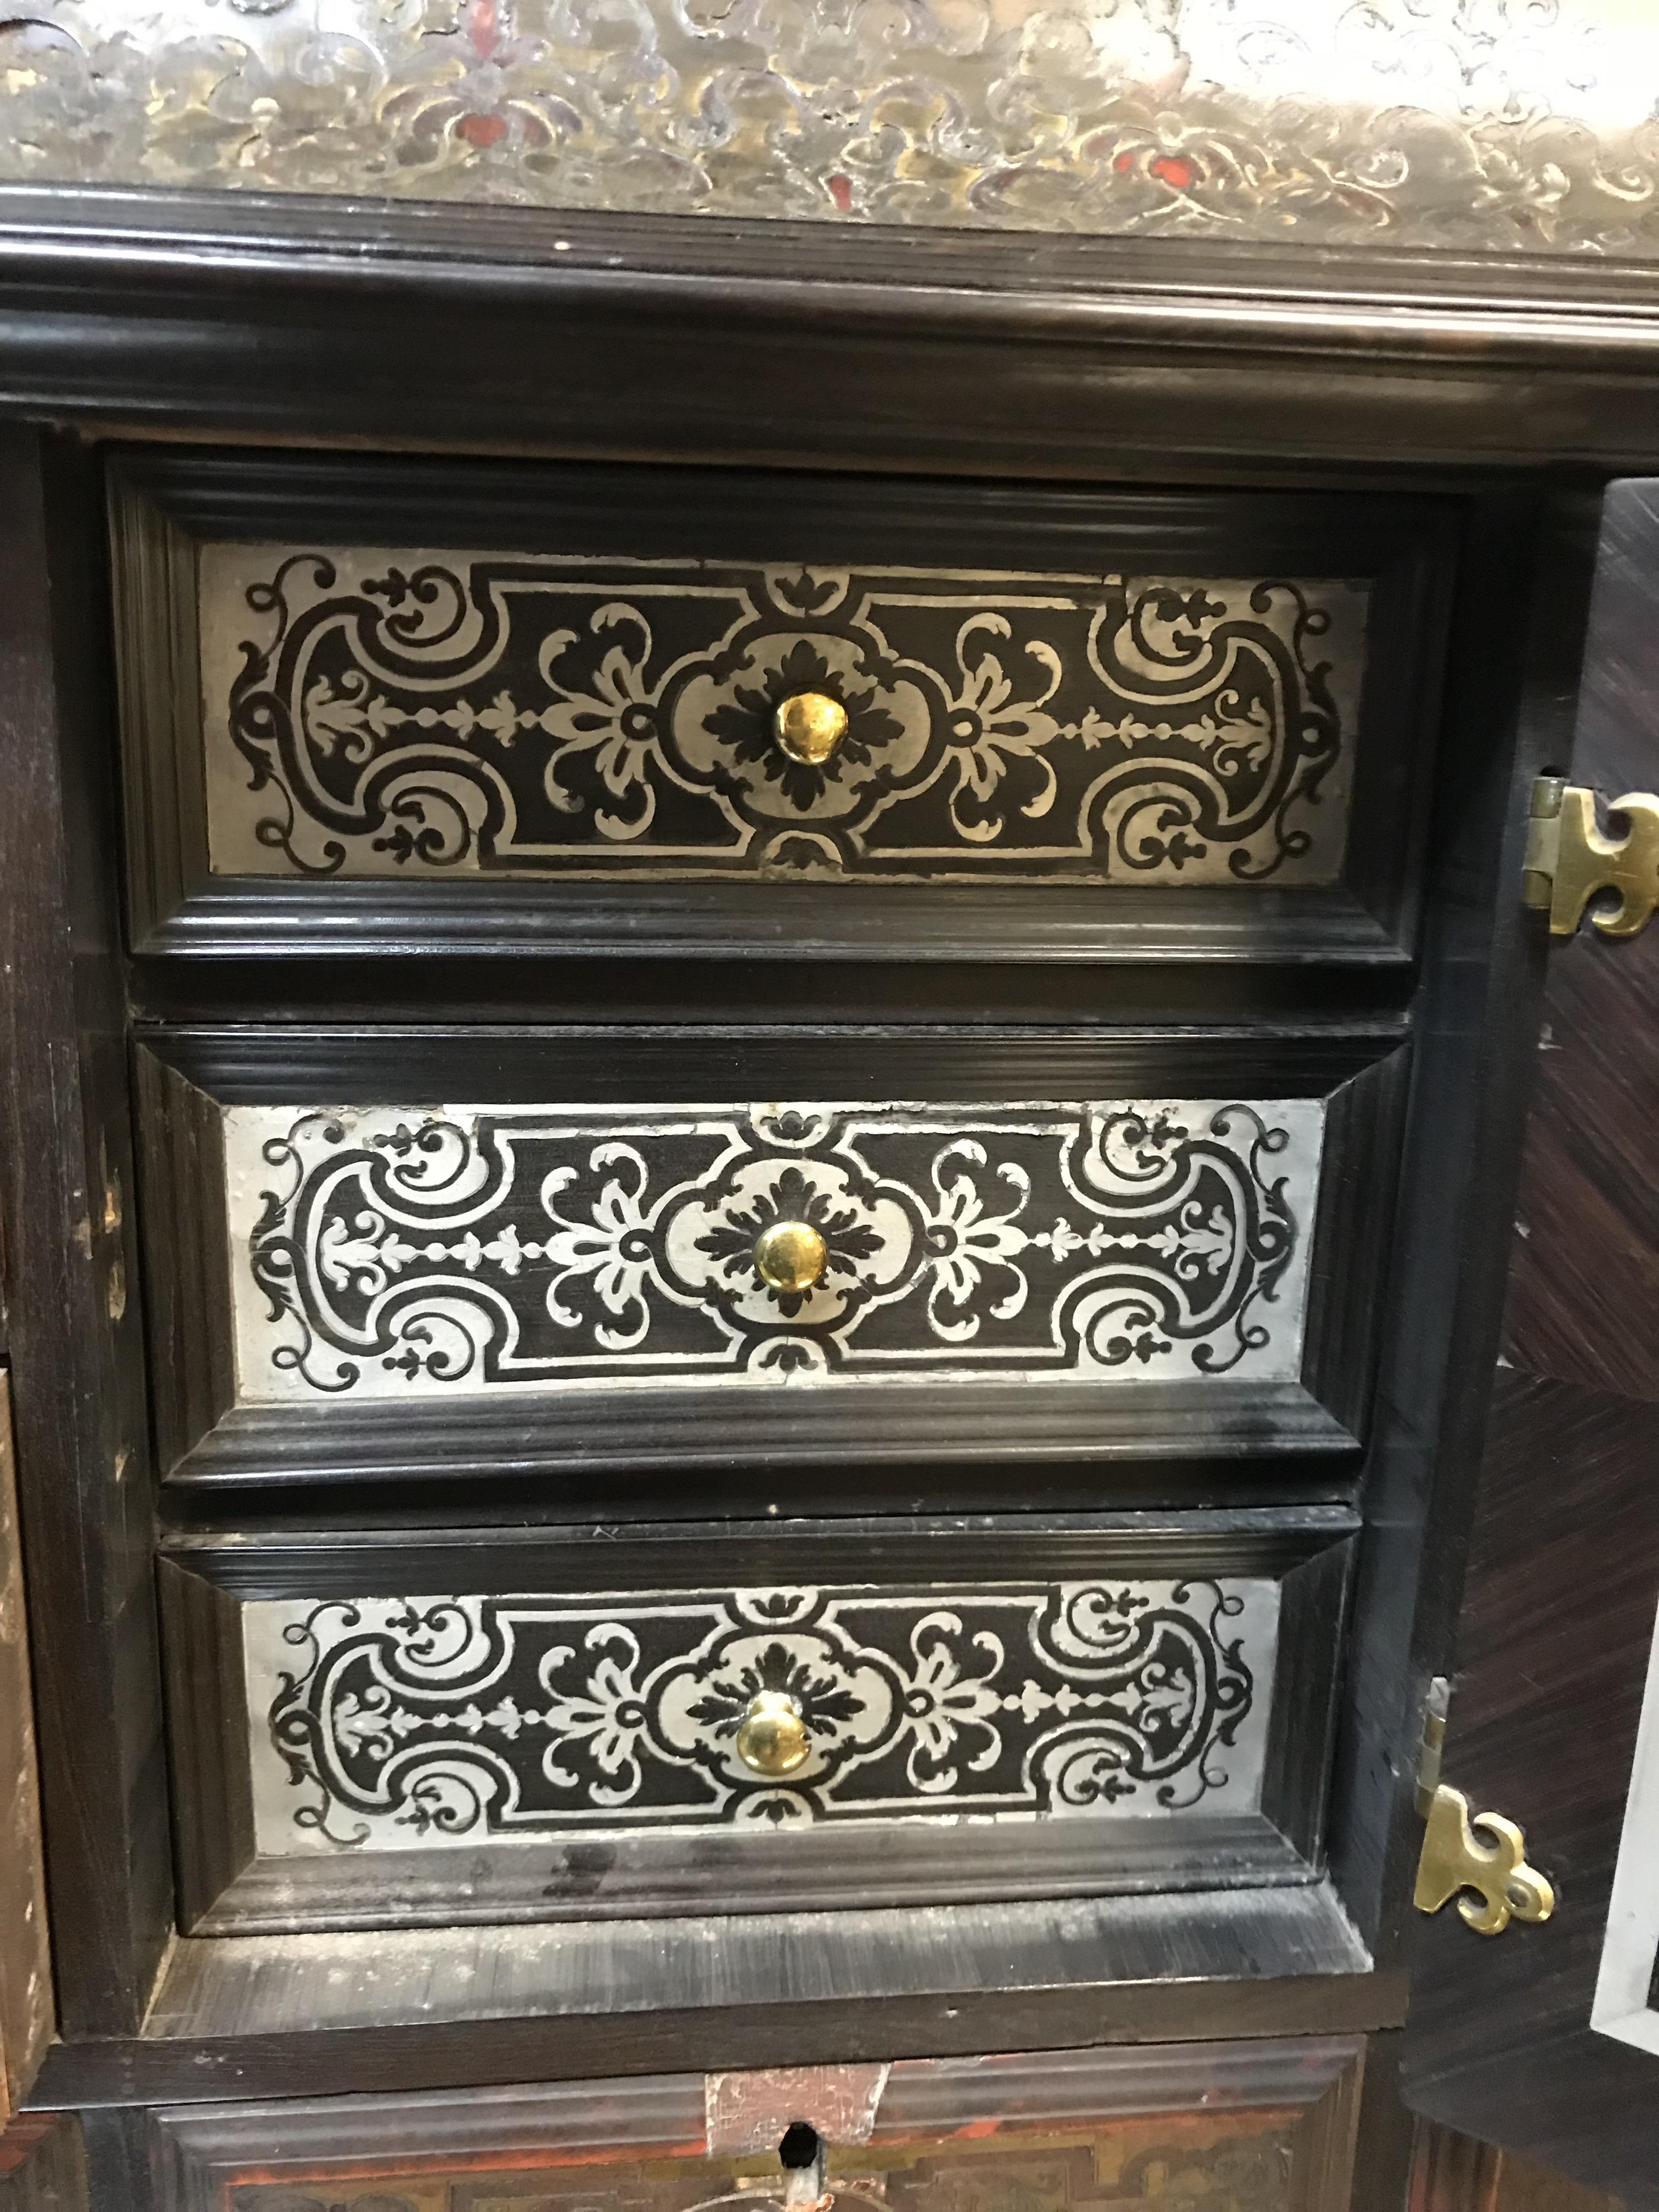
[774, 691, 848, 767]
[753, 1218, 827, 1296]
[734, 1690, 810, 1776]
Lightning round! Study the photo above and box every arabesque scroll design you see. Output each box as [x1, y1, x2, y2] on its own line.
[260, 1578, 1262, 1847]
[215, 554, 1357, 887]
[234, 1097, 1318, 1399]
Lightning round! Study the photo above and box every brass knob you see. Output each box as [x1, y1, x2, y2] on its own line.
[774, 691, 848, 766]
[753, 1218, 827, 1295]
[734, 1690, 810, 1776]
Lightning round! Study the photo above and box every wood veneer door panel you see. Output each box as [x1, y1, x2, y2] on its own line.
[1400, 479, 1659, 2200]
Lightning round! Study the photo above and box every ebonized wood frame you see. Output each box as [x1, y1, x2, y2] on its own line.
[107, 447, 1455, 968]
[133, 1027, 1406, 1502]
[137, 2037, 1364, 2212]
[0, 276, 1602, 2096]
[10, 189, 1659, 477]
[158, 1510, 1354, 1935]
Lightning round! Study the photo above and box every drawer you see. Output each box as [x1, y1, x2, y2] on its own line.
[148, 2042, 1365, 2208]
[136, 1030, 1404, 1494]
[110, 450, 1454, 964]
[162, 1516, 1351, 1932]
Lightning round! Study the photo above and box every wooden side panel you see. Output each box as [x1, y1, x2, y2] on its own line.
[0, 428, 173, 2033]
[0, 1378, 52, 2120]
[1401, 480, 1659, 2199]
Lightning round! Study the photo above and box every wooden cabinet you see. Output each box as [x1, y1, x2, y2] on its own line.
[1, 201, 1657, 2211]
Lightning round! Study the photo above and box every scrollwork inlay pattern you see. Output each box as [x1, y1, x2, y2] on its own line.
[200, 547, 1364, 887]
[245, 1577, 1274, 1852]
[224, 1096, 1322, 1401]
[6, 3, 1659, 259]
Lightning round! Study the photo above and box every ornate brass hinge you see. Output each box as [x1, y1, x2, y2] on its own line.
[1412, 1678, 1556, 1937]
[1523, 776, 1659, 938]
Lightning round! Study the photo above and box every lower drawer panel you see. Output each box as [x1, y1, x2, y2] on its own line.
[162, 1516, 1352, 1932]
[148, 2040, 1367, 2212]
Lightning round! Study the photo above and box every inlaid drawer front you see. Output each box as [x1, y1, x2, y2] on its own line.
[256, 1578, 1271, 1848]
[139, 1032, 1404, 1491]
[201, 549, 1362, 889]
[230, 1097, 1319, 1401]
[112, 454, 1454, 960]
[162, 1521, 1351, 1929]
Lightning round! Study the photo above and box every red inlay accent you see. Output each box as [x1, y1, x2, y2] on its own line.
[1149, 152, 1197, 189]
[458, 111, 509, 148]
[828, 172, 854, 212]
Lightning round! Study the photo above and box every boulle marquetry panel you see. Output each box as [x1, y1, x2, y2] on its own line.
[110, 453, 1454, 962]
[136, 1029, 1403, 1492]
[7, 0, 1659, 264]
[252, 1577, 1273, 1850]
[162, 1520, 1350, 1930]
[142, 2041, 1362, 2212]
[202, 544, 1363, 889]
[229, 1097, 1321, 1401]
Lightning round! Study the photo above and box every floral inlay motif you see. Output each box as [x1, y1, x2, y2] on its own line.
[200, 549, 1365, 887]
[225, 1096, 1323, 1400]
[247, 1578, 1272, 1851]
[7, 3, 1659, 261]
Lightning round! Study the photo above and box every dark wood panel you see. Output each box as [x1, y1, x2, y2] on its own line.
[1401, 478, 1659, 2202]
[1324, 490, 1597, 1972]
[28, 1884, 1393, 2112]
[0, 428, 172, 2035]
[0, 1379, 51, 2123]
[1503, 482, 1659, 1402]
[8, 193, 1659, 471]
[134, 2038, 1362, 2212]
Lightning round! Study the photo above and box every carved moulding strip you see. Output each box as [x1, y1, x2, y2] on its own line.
[200, 544, 1365, 889]
[225, 1096, 1323, 1404]
[249, 1576, 1276, 1854]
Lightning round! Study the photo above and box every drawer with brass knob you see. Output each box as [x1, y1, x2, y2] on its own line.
[109, 450, 1454, 967]
[135, 1026, 1404, 1499]
[159, 1515, 1352, 1934]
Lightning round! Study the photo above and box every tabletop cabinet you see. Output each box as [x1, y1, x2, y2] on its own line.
[3, 201, 1657, 2212]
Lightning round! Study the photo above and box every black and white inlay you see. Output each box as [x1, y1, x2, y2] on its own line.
[226, 1097, 1322, 1400]
[201, 547, 1365, 885]
[246, 1579, 1274, 1853]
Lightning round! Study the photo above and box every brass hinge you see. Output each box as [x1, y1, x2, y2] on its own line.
[1523, 776, 1659, 938]
[1412, 1678, 1556, 1937]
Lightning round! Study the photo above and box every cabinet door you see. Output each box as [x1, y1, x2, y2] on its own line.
[1401, 481, 1659, 2202]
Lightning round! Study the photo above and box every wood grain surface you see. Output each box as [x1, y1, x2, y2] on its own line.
[0, 1378, 52, 2121]
[1401, 479, 1659, 2202]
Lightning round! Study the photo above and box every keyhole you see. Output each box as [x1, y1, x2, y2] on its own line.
[780, 2123, 821, 2171]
